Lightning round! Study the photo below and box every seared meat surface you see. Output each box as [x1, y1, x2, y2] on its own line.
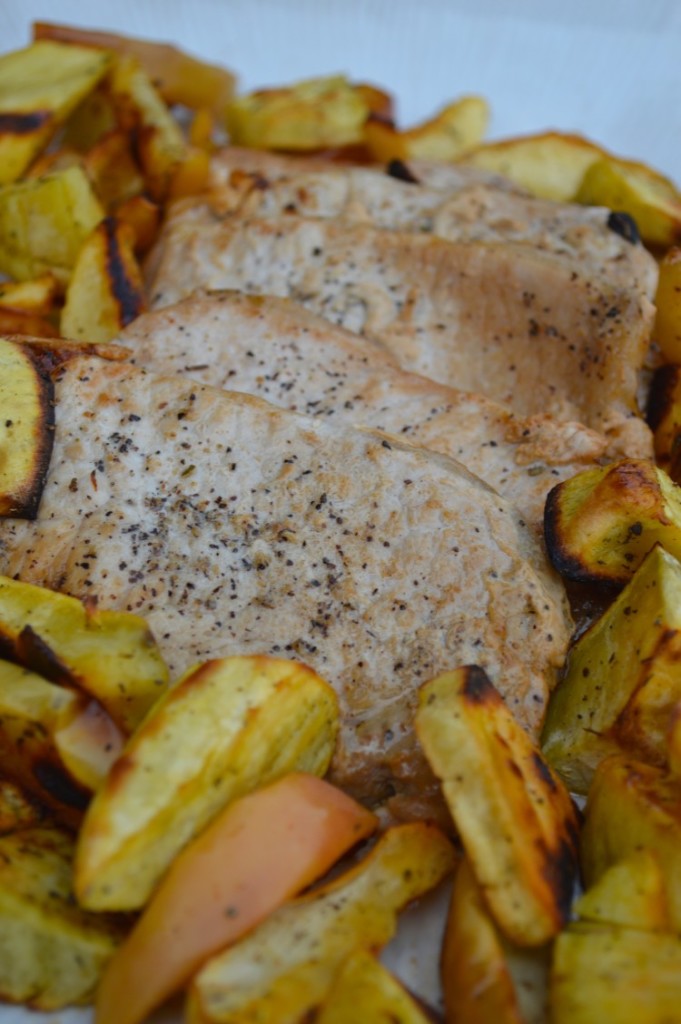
[0, 354, 569, 818]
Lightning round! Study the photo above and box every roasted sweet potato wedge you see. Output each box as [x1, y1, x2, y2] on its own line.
[416, 666, 579, 946]
[75, 655, 339, 910]
[0, 824, 126, 1009]
[187, 822, 455, 1024]
[550, 922, 681, 1024]
[0, 337, 55, 519]
[544, 459, 681, 586]
[61, 216, 145, 342]
[542, 545, 681, 791]
[317, 948, 432, 1024]
[581, 755, 681, 931]
[442, 857, 549, 1024]
[0, 574, 169, 732]
[574, 850, 670, 932]
[0, 40, 112, 185]
[364, 96, 489, 163]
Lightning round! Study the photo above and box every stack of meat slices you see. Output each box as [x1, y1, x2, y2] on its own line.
[0, 153, 658, 819]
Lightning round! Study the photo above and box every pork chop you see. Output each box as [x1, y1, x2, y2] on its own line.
[0, 352, 569, 818]
[146, 213, 654, 456]
[120, 290, 609, 536]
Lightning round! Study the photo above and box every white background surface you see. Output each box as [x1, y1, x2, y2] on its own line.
[0, 1, 679, 1021]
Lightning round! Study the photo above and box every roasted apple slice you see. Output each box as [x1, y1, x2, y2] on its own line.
[0, 337, 54, 519]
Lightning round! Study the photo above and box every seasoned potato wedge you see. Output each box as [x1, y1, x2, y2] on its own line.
[62, 84, 119, 151]
[114, 193, 162, 253]
[581, 755, 681, 930]
[0, 825, 126, 1009]
[317, 948, 432, 1024]
[61, 216, 145, 342]
[226, 75, 370, 151]
[75, 655, 339, 910]
[574, 851, 670, 932]
[0, 40, 112, 185]
[188, 822, 455, 1024]
[550, 922, 681, 1024]
[544, 459, 681, 586]
[0, 337, 55, 519]
[108, 56, 186, 201]
[34, 22, 236, 120]
[459, 131, 603, 200]
[575, 157, 681, 248]
[0, 273, 59, 315]
[653, 247, 681, 363]
[0, 574, 168, 732]
[364, 96, 489, 163]
[442, 857, 549, 1024]
[0, 778, 45, 835]
[416, 667, 579, 946]
[0, 659, 123, 827]
[647, 363, 681, 466]
[542, 545, 681, 791]
[0, 164, 104, 282]
[82, 129, 145, 208]
[668, 702, 681, 777]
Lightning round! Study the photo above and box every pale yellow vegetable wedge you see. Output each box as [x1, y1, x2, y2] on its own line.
[0, 165, 104, 282]
[581, 755, 681, 931]
[364, 96, 489, 163]
[0, 574, 169, 732]
[542, 545, 681, 791]
[61, 216, 145, 342]
[188, 822, 455, 1024]
[0, 274, 59, 315]
[0, 778, 44, 835]
[647, 363, 681, 467]
[574, 851, 670, 932]
[550, 923, 681, 1024]
[416, 666, 579, 946]
[544, 459, 681, 585]
[317, 948, 432, 1024]
[653, 247, 681, 363]
[0, 825, 126, 1010]
[75, 655, 339, 910]
[575, 157, 681, 248]
[0, 41, 112, 185]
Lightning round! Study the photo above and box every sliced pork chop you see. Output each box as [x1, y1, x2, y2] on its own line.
[147, 213, 654, 457]
[204, 166, 657, 294]
[120, 290, 609, 536]
[0, 354, 569, 817]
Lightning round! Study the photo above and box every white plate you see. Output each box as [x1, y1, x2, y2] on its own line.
[0, 1, 679, 1020]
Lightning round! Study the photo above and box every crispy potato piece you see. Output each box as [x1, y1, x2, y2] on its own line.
[574, 851, 670, 932]
[0, 274, 59, 315]
[34, 22, 236, 120]
[0, 164, 104, 282]
[108, 56, 186, 200]
[114, 193, 162, 253]
[0, 337, 54, 519]
[575, 157, 681, 248]
[668, 702, 681, 777]
[317, 948, 431, 1024]
[0, 309, 58, 338]
[0, 824, 126, 1009]
[226, 75, 370, 151]
[442, 857, 549, 1024]
[354, 83, 394, 123]
[416, 667, 579, 946]
[61, 216, 145, 342]
[542, 545, 681, 791]
[167, 144, 211, 200]
[0, 574, 169, 732]
[97, 774, 377, 1024]
[364, 96, 489, 164]
[83, 130, 145, 208]
[550, 922, 681, 1024]
[188, 822, 455, 1024]
[459, 131, 603, 200]
[62, 84, 119, 151]
[646, 363, 681, 466]
[581, 755, 681, 930]
[653, 247, 681, 363]
[0, 659, 123, 827]
[544, 459, 681, 586]
[0, 41, 112, 185]
[0, 778, 45, 835]
[75, 655, 339, 910]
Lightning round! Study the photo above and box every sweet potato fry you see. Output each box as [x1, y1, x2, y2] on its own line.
[96, 773, 377, 1024]
[188, 822, 455, 1024]
[75, 655, 339, 910]
[416, 666, 579, 946]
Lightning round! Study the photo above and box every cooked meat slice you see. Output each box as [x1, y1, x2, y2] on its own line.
[146, 214, 654, 457]
[0, 355, 570, 816]
[120, 290, 609, 536]
[205, 167, 657, 294]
